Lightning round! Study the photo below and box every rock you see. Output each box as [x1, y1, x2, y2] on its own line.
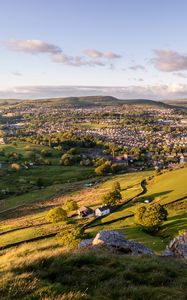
[163, 232, 187, 260]
[92, 230, 126, 247]
[162, 248, 173, 257]
[79, 230, 153, 256]
[126, 240, 153, 255]
[78, 239, 93, 248]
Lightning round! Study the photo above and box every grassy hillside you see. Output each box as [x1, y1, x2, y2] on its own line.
[0, 167, 186, 253]
[0, 167, 187, 299]
[0, 142, 94, 211]
[86, 167, 187, 252]
[0, 170, 153, 249]
[0, 240, 187, 300]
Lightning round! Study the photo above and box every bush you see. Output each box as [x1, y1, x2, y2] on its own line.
[11, 163, 21, 171]
[135, 203, 168, 232]
[58, 226, 83, 248]
[41, 149, 52, 157]
[36, 177, 44, 188]
[102, 189, 122, 206]
[46, 207, 67, 223]
[24, 145, 31, 151]
[64, 200, 78, 212]
[112, 181, 121, 192]
[95, 161, 111, 175]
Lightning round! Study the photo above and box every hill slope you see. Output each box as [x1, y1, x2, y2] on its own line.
[0, 240, 187, 300]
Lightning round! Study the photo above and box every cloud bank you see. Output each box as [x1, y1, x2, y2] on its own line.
[1, 84, 187, 100]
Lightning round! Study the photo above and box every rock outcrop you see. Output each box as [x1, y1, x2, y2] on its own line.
[79, 230, 153, 255]
[163, 232, 187, 260]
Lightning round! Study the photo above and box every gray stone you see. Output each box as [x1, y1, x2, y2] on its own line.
[79, 230, 153, 256]
[163, 232, 187, 260]
[78, 238, 93, 248]
[92, 230, 126, 247]
[162, 248, 173, 257]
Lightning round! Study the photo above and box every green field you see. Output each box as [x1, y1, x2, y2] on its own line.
[86, 167, 187, 252]
[0, 157, 186, 253]
[0, 142, 94, 211]
[135, 168, 187, 204]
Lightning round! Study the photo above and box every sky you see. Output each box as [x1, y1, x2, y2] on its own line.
[0, 0, 187, 100]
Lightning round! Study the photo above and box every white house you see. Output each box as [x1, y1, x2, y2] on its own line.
[95, 205, 111, 217]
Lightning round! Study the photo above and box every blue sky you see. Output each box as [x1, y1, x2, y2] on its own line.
[0, 0, 187, 99]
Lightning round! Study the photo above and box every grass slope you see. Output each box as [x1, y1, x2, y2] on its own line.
[0, 168, 186, 253]
[0, 142, 94, 211]
[0, 240, 187, 300]
[86, 167, 187, 253]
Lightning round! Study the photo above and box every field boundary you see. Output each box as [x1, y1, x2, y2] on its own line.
[83, 179, 146, 229]
[0, 231, 59, 251]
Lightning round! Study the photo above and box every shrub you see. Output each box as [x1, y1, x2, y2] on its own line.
[102, 189, 122, 206]
[24, 145, 31, 151]
[135, 203, 168, 232]
[41, 149, 52, 157]
[46, 207, 67, 223]
[112, 181, 121, 192]
[64, 200, 78, 212]
[11, 163, 21, 171]
[36, 177, 44, 188]
[95, 161, 111, 175]
[58, 226, 83, 248]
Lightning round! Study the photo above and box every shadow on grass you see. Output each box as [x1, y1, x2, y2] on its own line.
[134, 190, 173, 203]
[161, 212, 187, 236]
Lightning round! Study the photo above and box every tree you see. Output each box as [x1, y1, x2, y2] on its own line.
[11, 163, 21, 171]
[102, 188, 122, 206]
[58, 226, 83, 248]
[112, 181, 121, 192]
[36, 177, 44, 188]
[135, 203, 168, 232]
[46, 207, 67, 223]
[64, 200, 78, 212]
[95, 161, 111, 176]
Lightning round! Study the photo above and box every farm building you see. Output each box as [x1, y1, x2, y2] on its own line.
[95, 205, 111, 217]
[78, 206, 94, 218]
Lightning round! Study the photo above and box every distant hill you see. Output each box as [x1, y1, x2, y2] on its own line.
[0, 96, 182, 109]
[164, 99, 187, 108]
[19, 96, 172, 108]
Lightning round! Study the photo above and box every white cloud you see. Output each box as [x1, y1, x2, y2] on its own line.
[51, 52, 105, 66]
[173, 72, 187, 78]
[6, 39, 61, 54]
[151, 49, 187, 72]
[1, 84, 187, 100]
[104, 51, 122, 59]
[5, 39, 121, 68]
[84, 49, 103, 59]
[84, 49, 122, 60]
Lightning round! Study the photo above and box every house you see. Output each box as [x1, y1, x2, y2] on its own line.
[179, 154, 185, 164]
[95, 205, 111, 217]
[113, 154, 128, 165]
[78, 206, 94, 218]
[0, 137, 5, 145]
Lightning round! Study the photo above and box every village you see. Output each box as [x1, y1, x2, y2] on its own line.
[0, 100, 187, 170]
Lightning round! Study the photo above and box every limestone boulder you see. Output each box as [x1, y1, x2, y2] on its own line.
[79, 230, 153, 255]
[163, 232, 187, 260]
